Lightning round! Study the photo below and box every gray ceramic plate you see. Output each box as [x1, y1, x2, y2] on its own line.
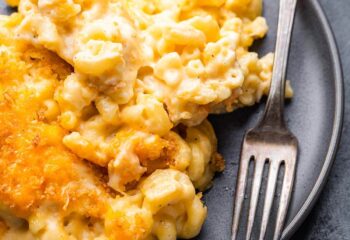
[199, 0, 344, 239]
[0, 0, 343, 239]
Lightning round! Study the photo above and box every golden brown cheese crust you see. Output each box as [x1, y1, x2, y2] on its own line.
[0, 35, 108, 218]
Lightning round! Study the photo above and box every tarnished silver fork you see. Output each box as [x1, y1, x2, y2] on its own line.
[231, 0, 298, 239]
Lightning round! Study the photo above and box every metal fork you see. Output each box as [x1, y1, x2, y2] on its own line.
[231, 0, 298, 239]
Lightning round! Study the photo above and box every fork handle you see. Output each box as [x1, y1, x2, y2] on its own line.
[258, 0, 298, 129]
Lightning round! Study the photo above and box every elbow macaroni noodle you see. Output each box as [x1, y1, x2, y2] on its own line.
[0, 0, 293, 239]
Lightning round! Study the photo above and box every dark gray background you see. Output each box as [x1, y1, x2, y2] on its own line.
[292, 1, 350, 239]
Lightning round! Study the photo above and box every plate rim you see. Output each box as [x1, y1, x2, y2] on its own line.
[282, 0, 344, 239]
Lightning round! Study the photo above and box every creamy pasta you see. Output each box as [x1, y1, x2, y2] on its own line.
[0, 0, 292, 239]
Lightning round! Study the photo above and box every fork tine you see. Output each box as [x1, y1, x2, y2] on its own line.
[232, 151, 251, 240]
[245, 158, 265, 240]
[273, 160, 296, 240]
[259, 160, 281, 240]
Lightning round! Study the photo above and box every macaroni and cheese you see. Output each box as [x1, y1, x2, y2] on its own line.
[0, 0, 292, 239]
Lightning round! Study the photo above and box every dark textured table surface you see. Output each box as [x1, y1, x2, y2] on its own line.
[292, 1, 350, 239]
